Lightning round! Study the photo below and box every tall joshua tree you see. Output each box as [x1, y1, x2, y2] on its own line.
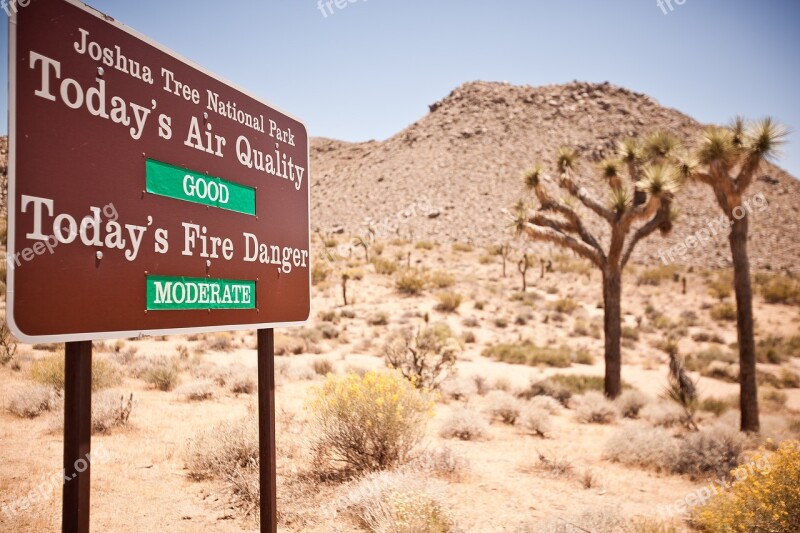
[513, 133, 686, 398]
[689, 118, 787, 433]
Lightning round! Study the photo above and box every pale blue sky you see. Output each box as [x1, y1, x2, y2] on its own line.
[2, 0, 799, 175]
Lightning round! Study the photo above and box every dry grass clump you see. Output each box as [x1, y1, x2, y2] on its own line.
[637, 264, 680, 286]
[550, 297, 579, 314]
[175, 380, 217, 401]
[30, 353, 121, 392]
[395, 269, 427, 295]
[710, 303, 736, 321]
[185, 409, 259, 510]
[308, 371, 434, 474]
[410, 446, 470, 482]
[483, 342, 589, 368]
[694, 440, 800, 532]
[528, 395, 563, 414]
[671, 424, 747, 479]
[274, 333, 307, 355]
[202, 332, 235, 352]
[520, 404, 552, 437]
[531, 450, 574, 479]
[439, 408, 489, 441]
[603, 426, 678, 471]
[575, 392, 617, 424]
[367, 312, 389, 326]
[755, 334, 800, 364]
[6, 384, 62, 418]
[527, 507, 674, 533]
[227, 370, 256, 395]
[312, 358, 334, 376]
[428, 271, 455, 289]
[615, 390, 650, 419]
[0, 316, 18, 366]
[517, 378, 572, 407]
[340, 470, 453, 533]
[434, 291, 462, 313]
[758, 273, 800, 305]
[486, 390, 521, 424]
[91, 392, 134, 434]
[372, 256, 398, 276]
[140, 356, 181, 391]
[439, 377, 478, 402]
[641, 401, 686, 428]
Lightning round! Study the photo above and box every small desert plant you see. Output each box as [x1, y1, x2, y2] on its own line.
[0, 316, 18, 366]
[575, 392, 617, 424]
[372, 256, 398, 276]
[428, 271, 455, 289]
[759, 274, 800, 305]
[483, 342, 587, 368]
[383, 324, 461, 390]
[641, 401, 686, 428]
[699, 396, 732, 417]
[141, 357, 181, 391]
[520, 405, 552, 437]
[415, 240, 435, 250]
[528, 395, 563, 414]
[439, 377, 478, 402]
[434, 291, 462, 313]
[30, 354, 121, 392]
[710, 303, 736, 322]
[312, 358, 334, 376]
[517, 379, 572, 407]
[664, 349, 699, 430]
[452, 242, 473, 253]
[671, 424, 747, 479]
[638, 265, 680, 286]
[6, 384, 62, 418]
[308, 371, 434, 473]
[486, 390, 521, 425]
[341, 470, 453, 533]
[439, 408, 490, 441]
[615, 390, 650, 419]
[176, 380, 216, 401]
[603, 426, 678, 472]
[203, 332, 235, 352]
[533, 451, 573, 478]
[693, 440, 800, 532]
[91, 392, 134, 433]
[410, 446, 470, 482]
[395, 269, 427, 295]
[551, 297, 579, 314]
[367, 312, 389, 326]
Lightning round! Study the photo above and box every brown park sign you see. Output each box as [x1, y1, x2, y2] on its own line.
[7, 0, 311, 342]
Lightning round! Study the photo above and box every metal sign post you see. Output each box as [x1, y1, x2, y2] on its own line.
[62, 341, 92, 533]
[257, 329, 277, 532]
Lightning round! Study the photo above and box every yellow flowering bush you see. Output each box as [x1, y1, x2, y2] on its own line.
[308, 370, 434, 473]
[694, 440, 800, 532]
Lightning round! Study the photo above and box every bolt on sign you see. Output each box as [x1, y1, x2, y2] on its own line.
[7, 0, 311, 342]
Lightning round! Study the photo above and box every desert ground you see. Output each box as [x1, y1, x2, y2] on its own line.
[1, 236, 799, 532]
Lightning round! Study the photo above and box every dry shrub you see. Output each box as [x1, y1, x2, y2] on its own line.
[533, 451, 573, 478]
[372, 257, 398, 276]
[0, 315, 18, 366]
[671, 424, 747, 479]
[759, 274, 800, 305]
[528, 395, 563, 414]
[410, 446, 470, 482]
[486, 390, 521, 424]
[575, 392, 617, 424]
[367, 312, 390, 326]
[383, 324, 460, 390]
[308, 370, 434, 474]
[439, 408, 489, 441]
[518, 379, 572, 407]
[228, 370, 256, 395]
[341, 470, 453, 533]
[710, 303, 736, 321]
[439, 377, 478, 402]
[312, 358, 334, 376]
[141, 356, 181, 391]
[6, 384, 62, 418]
[520, 405, 552, 437]
[91, 392, 133, 433]
[527, 507, 673, 533]
[434, 291, 462, 313]
[694, 440, 800, 532]
[428, 271, 455, 289]
[641, 401, 685, 428]
[395, 269, 426, 295]
[274, 333, 306, 355]
[615, 390, 650, 419]
[176, 380, 216, 401]
[483, 342, 577, 368]
[30, 353, 121, 391]
[603, 426, 678, 471]
[202, 332, 235, 352]
[185, 409, 259, 511]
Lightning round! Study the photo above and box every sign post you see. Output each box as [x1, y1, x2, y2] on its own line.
[7, 1, 311, 531]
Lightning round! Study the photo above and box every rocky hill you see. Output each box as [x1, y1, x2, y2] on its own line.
[2, 81, 798, 271]
[311, 81, 800, 271]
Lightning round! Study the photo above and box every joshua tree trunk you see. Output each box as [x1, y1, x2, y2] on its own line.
[602, 266, 623, 398]
[730, 216, 759, 432]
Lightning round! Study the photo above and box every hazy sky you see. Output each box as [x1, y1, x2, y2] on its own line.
[2, 0, 799, 175]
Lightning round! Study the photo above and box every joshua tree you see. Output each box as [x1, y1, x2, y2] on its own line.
[518, 253, 531, 292]
[499, 243, 511, 277]
[513, 133, 686, 398]
[688, 118, 787, 433]
[353, 236, 371, 263]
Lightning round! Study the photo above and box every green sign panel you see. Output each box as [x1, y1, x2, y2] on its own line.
[146, 275, 256, 311]
[146, 159, 256, 216]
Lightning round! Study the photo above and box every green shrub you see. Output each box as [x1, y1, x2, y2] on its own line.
[308, 370, 434, 473]
[483, 342, 581, 368]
